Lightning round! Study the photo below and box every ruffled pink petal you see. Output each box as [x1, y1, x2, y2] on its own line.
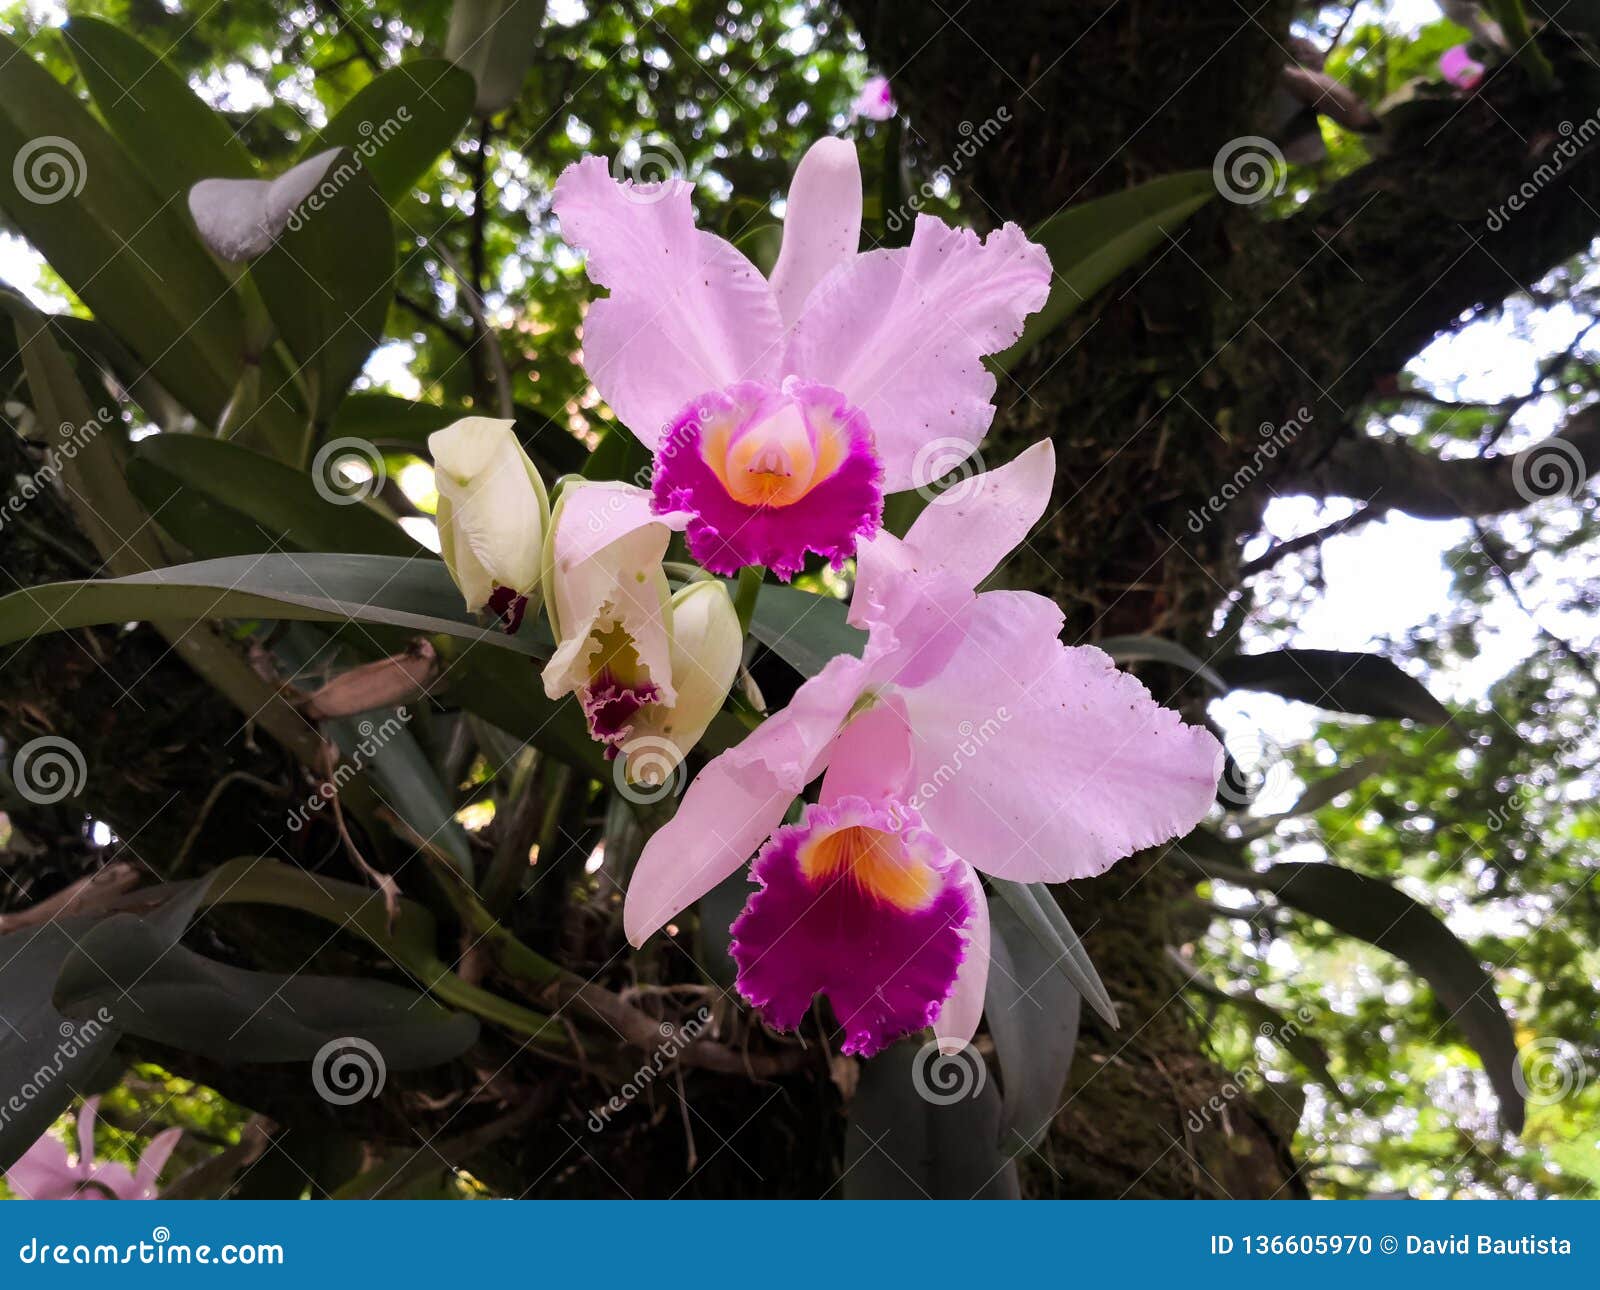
[624, 756, 793, 946]
[729, 797, 974, 1056]
[652, 380, 882, 579]
[784, 215, 1051, 491]
[581, 677, 661, 755]
[933, 867, 990, 1053]
[769, 138, 862, 328]
[552, 156, 784, 447]
[624, 650, 872, 944]
[898, 591, 1223, 881]
[851, 439, 1056, 631]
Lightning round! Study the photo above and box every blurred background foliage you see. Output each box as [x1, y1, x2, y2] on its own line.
[0, 0, 1595, 1199]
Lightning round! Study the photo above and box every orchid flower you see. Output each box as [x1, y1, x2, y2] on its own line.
[1439, 44, 1485, 92]
[430, 417, 549, 632]
[624, 442, 1223, 1056]
[5, 1097, 181, 1200]
[851, 75, 896, 122]
[541, 481, 740, 774]
[551, 138, 1051, 580]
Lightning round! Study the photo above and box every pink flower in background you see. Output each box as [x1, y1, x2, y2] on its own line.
[5, 1098, 181, 1200]
[624, 442, 1223, 1055]
[552, 138, 1050, 580]
[1440, 45, 1485, 91]
[851, 75, 896, 121]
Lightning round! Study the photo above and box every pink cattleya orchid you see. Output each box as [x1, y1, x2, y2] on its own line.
[851, 75, 896, 122]
[5, 1097, 181, 1200]
[552, 138, 1051, 580]
[625, 441, 1224, 1056]
[1440, 45, 1485, 92]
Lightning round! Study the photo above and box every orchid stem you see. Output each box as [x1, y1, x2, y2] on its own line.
[733, 564, 764, 636]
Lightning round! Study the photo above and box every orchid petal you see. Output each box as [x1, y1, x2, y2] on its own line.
[933, 866, 990, 1053]
[851, 439, 1056, 630]
[552, 156, 784, 447]
[541, 481, 684, 708]
[899, 591, 1223, 881]
[769, 138, 862, 328]
[430, 417, 547, 611]
[132, 1128, 184, 1198]
[785, 214, 1050, 490]
[818, 693, 913, 804]
[4, 1132, 78, 1200]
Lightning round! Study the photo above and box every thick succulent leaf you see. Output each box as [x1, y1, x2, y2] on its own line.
[1216, 648, 1452, 723]
[745, 583, 865, 677]
[62, 18, 256, 199]
[985, 891, 1081, 1153]
[127, 433, 418, 557]
[54, 916, 479, 1067]
[0, 554, 551, 659]
[251, 148, 394, 422]
[990, 879, 1117, 1027]
[301, 60, 474, 204]
[993, 171, 1215, 372]
[843, 1037, 1018, 1198]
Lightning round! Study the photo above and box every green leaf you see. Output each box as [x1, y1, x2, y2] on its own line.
[55, 915, 479, 1067]
[990, 878, 1117, 1027]
[0, 920, 122, 1169]
[746, 583, 864, 676]
[985, 891, 1080, 1153]
[993, 171, 1216, 373]
[0, 554, 549, 658]
[62, 18, 256, 200]
[1186, 851, 1523, 1133]
[252, 148, 394, 423]
[447, 0, 549, 114]
[302, 60, 474, 204]
[336, 391, 586, 474]
[127, 433, 418, 557]
[0, 34, 276, 438]
[1216, 648, 1453, 723]
[843, 1038, 1018, 1198]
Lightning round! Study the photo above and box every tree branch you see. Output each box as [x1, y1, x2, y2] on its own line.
[1281, 406, 1600, 518]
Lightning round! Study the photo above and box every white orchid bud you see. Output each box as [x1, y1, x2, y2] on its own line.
[428, 417, 549, 628]
[540, 481, 681, 751]
[619, 580, 743, 785]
